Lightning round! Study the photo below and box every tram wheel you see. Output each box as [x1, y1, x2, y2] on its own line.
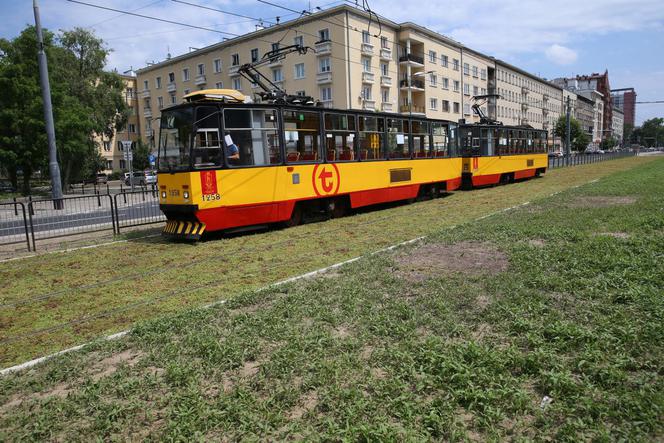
[282, 204, 302, 228]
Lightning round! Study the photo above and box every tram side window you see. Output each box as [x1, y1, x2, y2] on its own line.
[411, 120, 431, 158]
[461, 127, 480, 156]
[324, 113, 356, 161]
[223, 109, 281, 166]
[526, 131, 534, 153]
[496, 129, 508, 156]
[387, 118, 410, 159]
[193, 106, 222, 169]
[480, 128, 495, 156]
[283, 110, 321, 162]
[358, 116, 385, 160]
[431, 122, 448, 157]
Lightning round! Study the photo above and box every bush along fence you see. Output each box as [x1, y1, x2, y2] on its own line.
[0, 187, 164, 252]
[0, 151, 637, 253]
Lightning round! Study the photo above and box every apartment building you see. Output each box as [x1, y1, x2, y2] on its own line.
[97, 74, 141, 173]
[135, 4, 566, 149]
[612, 109, 624, 144]
[610, 87, 636, 127]
[575, 94, 596, 141]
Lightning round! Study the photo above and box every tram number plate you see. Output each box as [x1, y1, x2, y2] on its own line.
[202, 193, 221, 201]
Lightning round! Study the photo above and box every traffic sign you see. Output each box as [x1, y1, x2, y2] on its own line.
[148, 154, 156, 165]
[124, 150, 133, 161]
[121, 140, 133, 151]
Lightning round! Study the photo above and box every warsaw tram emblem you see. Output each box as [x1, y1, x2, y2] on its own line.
[312, 164, 341, 196]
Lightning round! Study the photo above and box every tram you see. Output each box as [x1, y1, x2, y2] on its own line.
[158, 89, 462, 240]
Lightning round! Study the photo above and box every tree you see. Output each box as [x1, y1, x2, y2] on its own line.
[0, 26, 128, 194]
[623, 123, 634, 146]
[554, 115, 589, 152]
[131, 140, 152, 171]
[638, 118, 664, 147]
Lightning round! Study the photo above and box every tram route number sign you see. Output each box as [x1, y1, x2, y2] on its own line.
[312, 164, 341, 196]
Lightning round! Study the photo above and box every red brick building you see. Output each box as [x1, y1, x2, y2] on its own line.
[611, 88, 637, 127]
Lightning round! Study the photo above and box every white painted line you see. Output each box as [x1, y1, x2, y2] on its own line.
[0, 176, 603, 375]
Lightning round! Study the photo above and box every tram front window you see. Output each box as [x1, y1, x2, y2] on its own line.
[193, 106, 222, 169]
[158, 108, 193, 172]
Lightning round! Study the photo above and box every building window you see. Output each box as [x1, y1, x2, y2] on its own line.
[480, 68, 486, 80]
[452, 59, 459, 71]
[128, 123, 136, 133]
[441, 55, 448, 68]
[271, 42, 280, 52]
[319, 57, 331, 73]
[381, 88, 389, 103]
[213, 59, 222, 73]
[453, 80, 460, 92]
[155, 77, 162, 89]
[197, 63, 205, 75]
[183, 68, 190, 81]
[463, 63, 469, 76]
[381, 36, 388, 49]
[453, 102, 460, 113]
[318, 28, 330, 42]
[103, 141, 111, 151]
[472, 65, 478, 77]
[429, 50, 436, 63]
[362, 30, 370, 44]
[296, 90, 306, 96]
[361, 56, 371, 72]
[463, 84, 470, 95]
[294, 35, 303, 48]
[120, 160, 126, 169]
[361, 86, 372, 100]
[231, 53, 240, 66]
[157, 96, 163, 109]
[232, 77, 241, 90]
[429, 98, 437, 110]
[215, 82, 223, 89]
[442, 100, 450, 112]
[463, 103, 471, 115]
[321, 86, 332, 101]
[106, 160, 113, 170]
[168, 72, 175, 83]
[183, 89, 190, 96]
[272, 68, 283, 82]
[380, 63, 388, 76]
[429, 73, 437, 87]
[170, 93, 176, 104]
[294, 63, 305, 79]
[481, 87, 486, 95]
[442, 77, 449, 89]
[473, 85, 479, 96]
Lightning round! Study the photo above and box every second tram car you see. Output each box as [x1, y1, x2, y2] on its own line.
[158, 89, 462, 239]
[458, 124, 548, 188]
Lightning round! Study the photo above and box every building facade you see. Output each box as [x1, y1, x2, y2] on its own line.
[610, 87, 636, 127]
[612, 109, 624, 145]
[97, 74, 141, 174]
[575, 94, 596, 142]
[135, 5, 567, 150]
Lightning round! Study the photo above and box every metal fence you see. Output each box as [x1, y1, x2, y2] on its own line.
[0, 188, 164, 252]
[548, 151, 635, 169]
[0, 151, 639, 253]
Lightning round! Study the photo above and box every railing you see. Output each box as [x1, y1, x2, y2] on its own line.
[0, 201, 32, 251]
[113, 189, 165, 232]
[399, 104, 426, 114]
[547, 151, 635, 169]
[399, 54, 424, 64]
[400, 79, 425, 89]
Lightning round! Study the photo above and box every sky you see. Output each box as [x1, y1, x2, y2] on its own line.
[2, 0, 663, 125]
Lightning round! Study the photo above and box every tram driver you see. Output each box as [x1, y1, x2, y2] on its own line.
[224, 134, 240, 161]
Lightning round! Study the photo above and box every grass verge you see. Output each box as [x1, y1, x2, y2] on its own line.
[0, 157, 662, 440]
[0, 156, 659, 367]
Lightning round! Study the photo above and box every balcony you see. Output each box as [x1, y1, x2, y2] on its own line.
[315, 41, 332, 55]
[522, 86, 529, 95]
[399, 79, 425, 90]
[362, 72, 375, 84]
[379, 48, 392, 60]
[145, 129, 154, 138]
[543, 93, 549, 102]
[361, 43, 374, 56]
[143, 107, 152, 118]
[398, 53, 424, 65]
[320, 100, 334, 108]
[194, 75, 206, 86]
[141, 89, 151, 98]
[521, 118, 529, 125]
[380, 75, 392, 87]
[229, 65, 241, 76]
[521, 102, 529, 110]
[362, 100, 376, 111]
[167, 82, 176, 92]
[399, 104, 426, 114]
[316, 72, 332, 84]
[381, 102, 393, 112]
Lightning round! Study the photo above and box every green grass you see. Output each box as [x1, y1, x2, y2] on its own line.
[0, 158, 662, 440]
[0, 156, 658, 368]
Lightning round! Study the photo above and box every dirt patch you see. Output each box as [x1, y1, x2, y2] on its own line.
[394, 242, 508, 282]
[90, 349, 144, 382]
[288, 391, 318, 420]
[0, 383, 72, 414]
[360, 345, 374, 360]
[528, 239, 546, 248]
[568, 196, 637, 208]
[240, 361, 260, 378]
[331, 325, 351, 339]
[371, 367, 387, 379]
[594, 232, 631, 239]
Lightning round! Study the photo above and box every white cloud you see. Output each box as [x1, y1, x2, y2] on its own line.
[545, 44, 578, 65]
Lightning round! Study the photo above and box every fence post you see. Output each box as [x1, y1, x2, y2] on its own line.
[110, 193, 118, 235]
[13, 197, 18, 216]
[27, 200, 36, 251]
[19, 202, 31, 252]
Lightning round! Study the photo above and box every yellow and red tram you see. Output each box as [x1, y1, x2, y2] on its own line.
[158, 89, 463, 239]
[458, 124, 549, 188]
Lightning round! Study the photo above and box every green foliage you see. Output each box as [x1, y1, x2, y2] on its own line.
[600, 136, 618, 150]
[0, 26, 128, 194]
[637, 117, 664, 147]
[554, 115, 589, 152]
[131, 140, 153, 171]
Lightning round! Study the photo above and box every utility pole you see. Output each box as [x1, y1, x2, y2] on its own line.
[565, 96, 571, 166]
[33, 0, 63, 208]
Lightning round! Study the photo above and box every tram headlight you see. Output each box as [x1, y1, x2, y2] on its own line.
[161, 191, 167, 199]
[183, 191, 190, 199]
